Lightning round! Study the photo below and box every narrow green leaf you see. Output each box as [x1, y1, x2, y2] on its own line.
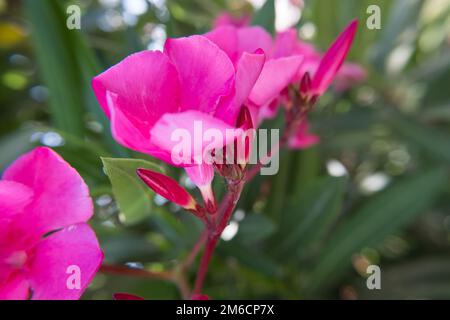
[265, 151, 293, 222]
[219, 242, 279, 277]
[24, 0, 85, 137]
[235, 214, 276, 245]
[308, 168, 447, 294]
[369, 0, 423, 71]
[101, 157, 165, 225]
[391, 114, 450, 163]
[274, 176, 345, 261]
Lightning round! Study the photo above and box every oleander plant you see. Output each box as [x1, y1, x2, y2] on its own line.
[0, 0, 449, 300]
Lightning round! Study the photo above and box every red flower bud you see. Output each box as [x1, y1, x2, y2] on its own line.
[300, 72, 312, 95]
[137, 168, 197, 211]
[113, 293, 144, 300]
[236, 106, 254, 167]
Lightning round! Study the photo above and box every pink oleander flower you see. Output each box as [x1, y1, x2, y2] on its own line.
[92, 35, 261, 166]
[205, 25, 304, 126]
[0, 147, 103, 300]
[213, 12, 250, 28]
[92, 35, 268, 207]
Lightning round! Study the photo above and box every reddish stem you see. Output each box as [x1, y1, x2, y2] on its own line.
[193, 234, 219, 295]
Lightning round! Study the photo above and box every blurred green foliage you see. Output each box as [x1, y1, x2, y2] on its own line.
[1, 0, 450, 299]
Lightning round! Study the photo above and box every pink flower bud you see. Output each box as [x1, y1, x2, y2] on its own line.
[113, 293, 144, 300]
[137, 168, 197, 211]
[300, 72, 312, 95]
[235, 106, 254, 167]
[311, 19, 358, 96]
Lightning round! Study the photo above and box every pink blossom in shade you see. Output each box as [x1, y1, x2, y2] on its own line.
[213, 12, 251, 28]
[288, 120, 320, 150]
[92, 35, 265, 167]
[0, 147, 103, 300]
[205, 26, 304, 126]
[333, 62, 367, 92]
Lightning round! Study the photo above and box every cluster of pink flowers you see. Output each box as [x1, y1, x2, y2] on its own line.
[92, 18, 363, 212]
[0, 11, 364, 300]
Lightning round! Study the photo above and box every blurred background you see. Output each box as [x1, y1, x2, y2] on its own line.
[1, 0, 450, 299]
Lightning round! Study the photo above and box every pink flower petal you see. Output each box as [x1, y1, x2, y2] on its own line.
[92, 50, 180, 122]
[0, 180, 33, 220]
[204, 26, 239, 64]
[234, 51, 266, 110]
[185, 164, 216, 212]
[311, 20, 358, 95]
[213, 12, 250, 28]
[106, 92, 172, 162]
[164, 35, 235, 114]
[288, 121, 319, 150]
[334, 62, 367, 91]
[92, 51, 181, 156]
[150, 110, 240, 166]
[248, 55, 303, 107]
[273, 28, 316, 58]
[2, 147, 93, 235]
[237, 26, 273, 57]
[214, 51, 265, 125]
[28, 223, 103, 300]
[185, 164, 214, 188]
[0, 274, 30, 300]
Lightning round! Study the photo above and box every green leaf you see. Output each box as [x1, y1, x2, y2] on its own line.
[391, 113, 450, 163]
[264, 151, 293, 222]
[289, 147, 321, 198]
[356, 258, 450, 299]
[235, 214, 276, 245]
[101, 157, 165, 225]
[219, 242, 279, 277]
[308, 168, 447, 295]
[370, 0, 423, 71]
[24, 0, 85, 137]
[25, 0, 127, 156]
[274, 176, 346, 261]
[252, 0, 275, 34]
